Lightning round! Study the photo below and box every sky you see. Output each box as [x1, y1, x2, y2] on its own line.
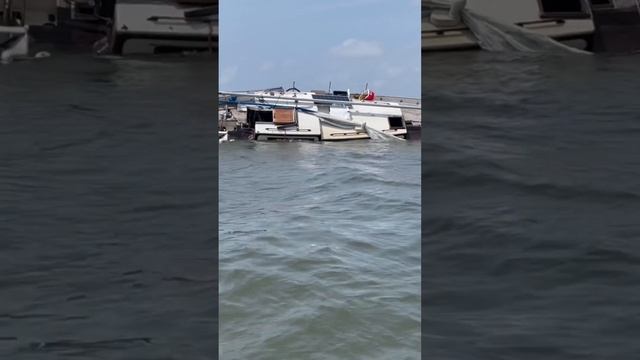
[219, 0, 421, 97]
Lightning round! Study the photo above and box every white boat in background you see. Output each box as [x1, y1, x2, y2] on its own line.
[219, 86, 420, 142]
[1, 24, 51, 63]
[102, 0, 217, 55]
[423, 0, 596, 51]
[1, 0, 50, 62]
[219, 130, 228, 143]
[0, 25, 29, 63]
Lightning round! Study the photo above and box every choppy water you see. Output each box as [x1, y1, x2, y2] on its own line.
[0, 52, 218, 359]
[423, 51, 640, 359]
[219, 141, 421, 359]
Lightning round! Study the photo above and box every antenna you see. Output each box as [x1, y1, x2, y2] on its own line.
[328, 81, 332, 93]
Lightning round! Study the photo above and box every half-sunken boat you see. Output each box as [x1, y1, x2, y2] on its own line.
[423, 0, 596, 51]
[219, 85, 421, 142]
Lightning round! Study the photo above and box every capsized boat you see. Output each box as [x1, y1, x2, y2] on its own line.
[423, 0, 596, 52]
[219, 86, 421, 142]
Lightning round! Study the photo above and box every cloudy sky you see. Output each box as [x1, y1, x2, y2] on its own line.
[219, 0, 420, 97]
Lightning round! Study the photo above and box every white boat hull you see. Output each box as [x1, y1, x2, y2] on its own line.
[219, 131, 228, 143]
[253, 110, 407, 142]
[0, 25, 29, 63]
[109, 1, 217, 54]
[254, 110, 322, 141]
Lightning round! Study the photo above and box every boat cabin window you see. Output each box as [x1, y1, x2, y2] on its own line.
[388, 116, 404, 129]
[247, 108, 273, 127]
[538, 0, 589, 18]
[317, 104, 330, 113]
[273, 108, 296, 125]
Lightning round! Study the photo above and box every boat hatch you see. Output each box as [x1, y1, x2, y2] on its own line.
[538, 0, 591, 18]
[388, 116, 405, 130]
[273, 108, 296, 126]
[312, 94, 351, 109]
[312, 94, 351, 102]
[247, 108, 273, 127]
[317, 104, 331, 113]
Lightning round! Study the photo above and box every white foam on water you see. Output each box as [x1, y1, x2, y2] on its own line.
[363, 124, 406, 142]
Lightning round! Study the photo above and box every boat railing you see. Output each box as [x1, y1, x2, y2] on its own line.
[219, 91, 421, 110]
[515, 19, 566, 27]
